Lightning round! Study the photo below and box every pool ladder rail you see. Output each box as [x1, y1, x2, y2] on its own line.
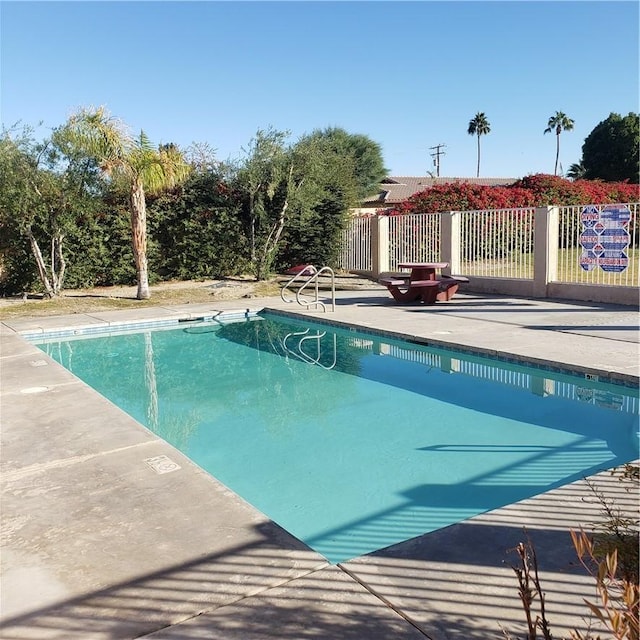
[280, 265, 336, 312]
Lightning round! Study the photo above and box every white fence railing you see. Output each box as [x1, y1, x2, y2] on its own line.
[338, 215, 372, 272]
[388, 213, 441, 268]
[459, 207, 535, 279]
[557, 203, 638, 287]
[339, 204, 639, 305]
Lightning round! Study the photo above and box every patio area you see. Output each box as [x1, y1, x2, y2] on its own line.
[1, 290, 638, 639]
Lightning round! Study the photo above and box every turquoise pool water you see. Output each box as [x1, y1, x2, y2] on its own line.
[33, 313, 639, 564]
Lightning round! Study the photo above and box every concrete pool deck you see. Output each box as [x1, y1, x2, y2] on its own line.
[1, 290, 638, 639]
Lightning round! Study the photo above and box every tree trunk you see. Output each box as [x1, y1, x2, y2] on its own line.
[554, 129, 561, 176]
[255, 164, 299, 280]
[249, 192, 257, 262]
[256, 198, 288, 280]
[27, 228, 55, 298]
[130, 179, 150, 300]
[50, 231, 66, 296]
[477, 135, 481, 178]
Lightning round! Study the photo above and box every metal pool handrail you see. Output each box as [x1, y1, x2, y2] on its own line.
[280, 265, 336, 312]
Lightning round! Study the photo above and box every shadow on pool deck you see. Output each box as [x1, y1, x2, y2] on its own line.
[1, 291, 638, 639]
[1, 474, 635, 639]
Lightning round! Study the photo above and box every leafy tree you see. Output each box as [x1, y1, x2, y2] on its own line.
[67, 196, 135, 288]
[0, 129, 55, 295]
[0, 125, 101, 296]
[231, 128, 312, 280]
[581, 112, 640, 183]
[300, 127, 387, 198]
[277, 132, 360, 270]
[544, 111, 575, 176]
[467, 112, 491, 178]
[232, 127, 372, 279]
[56, 106, 191, 299]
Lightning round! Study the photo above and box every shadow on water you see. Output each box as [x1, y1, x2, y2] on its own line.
[303, 430, 635, 565]
[341, 467, 638, 639]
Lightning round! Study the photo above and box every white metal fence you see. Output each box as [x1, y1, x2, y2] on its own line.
[339, 203, 639, 294]
[388, 213, 441, 268]
[338, 215, 372, 272]
[459, 208, 535, 279]
[557, 203, 638, 287]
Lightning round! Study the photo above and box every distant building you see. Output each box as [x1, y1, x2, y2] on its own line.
[355, 176, 518, 215]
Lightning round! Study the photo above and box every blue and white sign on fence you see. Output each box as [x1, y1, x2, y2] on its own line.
[600, 227, 631, 251]
[579, 204, 630, 272]
[599, 251, 629, 273]
[579, 229, 599, 250]
[600, 205, 631, 225]
[580, 205, 600, 228]
[579, 251, 598, 271]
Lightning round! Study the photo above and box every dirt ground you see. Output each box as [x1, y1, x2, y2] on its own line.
[0, 277, 281, 320]
[0, 273, 380, 320]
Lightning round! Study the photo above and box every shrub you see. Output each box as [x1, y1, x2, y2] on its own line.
[148, 172, 249, 281]
[389, 175, 640, 216]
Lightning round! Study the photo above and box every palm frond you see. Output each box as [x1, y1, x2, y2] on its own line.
[545, 111, 575, 134]
[135, 138, 191, 194]
[467, 112, 491, 136]
[66, 106, 133, 157]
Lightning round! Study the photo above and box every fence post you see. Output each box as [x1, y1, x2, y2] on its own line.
[372, 214, 390, 277]
[533, 206, 559, 297]
[440, 211, 460, 276]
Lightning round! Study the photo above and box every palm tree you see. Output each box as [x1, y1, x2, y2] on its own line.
[544, 111, 575, 176]
[57, 107, 190, 299]
[567, 161, 586, 180]
[467, 112, 491, 178]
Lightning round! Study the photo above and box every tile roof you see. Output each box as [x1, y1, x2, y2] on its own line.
[362, 176, 518, 206]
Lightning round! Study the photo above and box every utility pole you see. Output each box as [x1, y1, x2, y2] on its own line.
[429, 144, 446, 177]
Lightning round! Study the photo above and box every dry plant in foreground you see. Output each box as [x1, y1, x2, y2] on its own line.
[503, 464, 639, 640]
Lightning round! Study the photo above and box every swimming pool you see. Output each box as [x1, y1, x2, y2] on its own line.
[32, 312, 639, 564]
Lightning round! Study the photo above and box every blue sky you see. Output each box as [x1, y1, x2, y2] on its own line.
[1, 1, 638, 179]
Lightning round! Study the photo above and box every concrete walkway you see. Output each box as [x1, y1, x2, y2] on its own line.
[1, 290, 638, 639]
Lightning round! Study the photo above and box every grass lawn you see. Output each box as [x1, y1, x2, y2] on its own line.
[462, 247, 638, 285]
